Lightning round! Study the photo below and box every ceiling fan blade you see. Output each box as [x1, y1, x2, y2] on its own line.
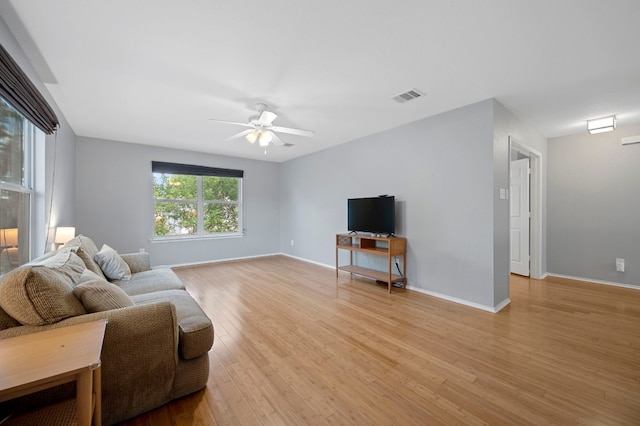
[209, 119, 254, 128]
[271, 125, 314, 137]
[270, 131, 285, 146]
[270, 132, 295, 147]
[258, 110, 277, 125]
[225, 129, 253, 141]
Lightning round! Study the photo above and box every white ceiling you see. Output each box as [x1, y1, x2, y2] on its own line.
[2, 0, 640, 162]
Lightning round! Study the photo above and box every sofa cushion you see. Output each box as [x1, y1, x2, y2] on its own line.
[132, 290, 213, 360]
[0, 250, 86, 325]
[73, 270, 135, 313]
[0, 306, 19, 330]
[120, 252, 151, 274]
[95, 244, 131, 281]
[65, 234, 107, 279]
[113, 268, 185, 296]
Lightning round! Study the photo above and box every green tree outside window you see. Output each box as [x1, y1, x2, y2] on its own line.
[153, 173, 241, 237]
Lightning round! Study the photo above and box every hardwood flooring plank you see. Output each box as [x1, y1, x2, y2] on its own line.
[119, 256, 640, 425]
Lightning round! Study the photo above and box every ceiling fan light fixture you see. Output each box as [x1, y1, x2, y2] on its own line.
[259, 130, 273, 146]
[246, 131, 258, 143]
[211, 103, 314, 149]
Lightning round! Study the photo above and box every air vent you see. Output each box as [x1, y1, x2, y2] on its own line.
[392, 88, 424, 104]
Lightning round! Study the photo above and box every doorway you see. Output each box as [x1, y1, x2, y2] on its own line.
[509, 137, 543, 279]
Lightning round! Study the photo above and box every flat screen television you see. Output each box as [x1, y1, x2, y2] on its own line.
[347, 196, 395, 235]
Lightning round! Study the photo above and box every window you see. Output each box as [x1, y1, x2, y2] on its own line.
[152, 161, 243, 239]
[0, 97, 36, 274]
[1, 42, 59, 272]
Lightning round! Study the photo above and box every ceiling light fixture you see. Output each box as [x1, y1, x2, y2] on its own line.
[587, 116, 616, 134]
[259, 131, 272, 147]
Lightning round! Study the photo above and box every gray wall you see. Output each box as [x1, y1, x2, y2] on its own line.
[281, 100, 501, 309]
[492, 100, 548, 304]
[44, 108, 77, 253]
[548, 124, 640, 287]
[75, 137, 281, 266]
[0, 15, 77, 257]
[280, 98, 547, 310]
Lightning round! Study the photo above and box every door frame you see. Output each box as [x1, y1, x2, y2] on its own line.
[509, 136, 543, 279]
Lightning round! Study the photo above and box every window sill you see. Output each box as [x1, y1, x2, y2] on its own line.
[150, 233, 243, 243]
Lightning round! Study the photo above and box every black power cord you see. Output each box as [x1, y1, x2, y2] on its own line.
[392, 258, 404, 287]
[375, 258, 405, 288]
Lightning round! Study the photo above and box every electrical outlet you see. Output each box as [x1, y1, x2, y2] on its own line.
[139, 248, 146, 253]
[290, 240, 294, 246]
[616, 258, 625, 272]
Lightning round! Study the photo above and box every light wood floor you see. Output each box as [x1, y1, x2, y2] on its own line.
[121, 256, 640, 425]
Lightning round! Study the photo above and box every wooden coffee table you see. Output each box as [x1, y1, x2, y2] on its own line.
[0, 319, 107, 426]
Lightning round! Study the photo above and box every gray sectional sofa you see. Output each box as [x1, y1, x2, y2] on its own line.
[0, 235, 213, 425]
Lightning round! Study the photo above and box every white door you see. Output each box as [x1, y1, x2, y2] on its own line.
[510, 158, 530, 276]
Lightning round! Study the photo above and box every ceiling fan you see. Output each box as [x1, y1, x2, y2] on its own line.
[210, 103, 314, 148]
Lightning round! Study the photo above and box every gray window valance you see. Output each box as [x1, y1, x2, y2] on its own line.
[0, 43, 59, 134]
[151, 161, 244, 178]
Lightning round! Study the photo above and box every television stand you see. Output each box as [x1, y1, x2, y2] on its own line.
[335, 233, 407, 293]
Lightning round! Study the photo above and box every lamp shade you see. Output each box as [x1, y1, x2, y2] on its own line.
[587, 116, 616, 134]
[55, 227, 76, 244]
[0, 228, 18, 247]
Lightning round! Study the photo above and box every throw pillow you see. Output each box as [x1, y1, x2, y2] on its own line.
[79, 269, 104, 282]
[94, 244, 132, 281]
[35, 248, 86, 285]
[65, 234, 100, 258]
[66, 235, 107, 279]
[0, 254, 87, 326]
[73, 269, 134, 313]
[76, 247, 107, 279]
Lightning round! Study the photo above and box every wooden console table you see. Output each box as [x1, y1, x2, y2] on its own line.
[0, 319, 108, 426]
[336, 233, 407, 293]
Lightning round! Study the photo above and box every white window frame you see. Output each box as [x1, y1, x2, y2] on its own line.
[0, 99, 37, 269]
[152, 172, 244, 241]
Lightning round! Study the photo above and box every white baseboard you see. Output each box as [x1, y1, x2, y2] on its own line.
[171, 253, 511, 313]
[546, 273, 639, 290]
[167, 252, 281, 269]
[281, 254, 512, 313]
[280, 253, 335, 270]
[406, 285, 510, 313]
[493, 298, 511, 312]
